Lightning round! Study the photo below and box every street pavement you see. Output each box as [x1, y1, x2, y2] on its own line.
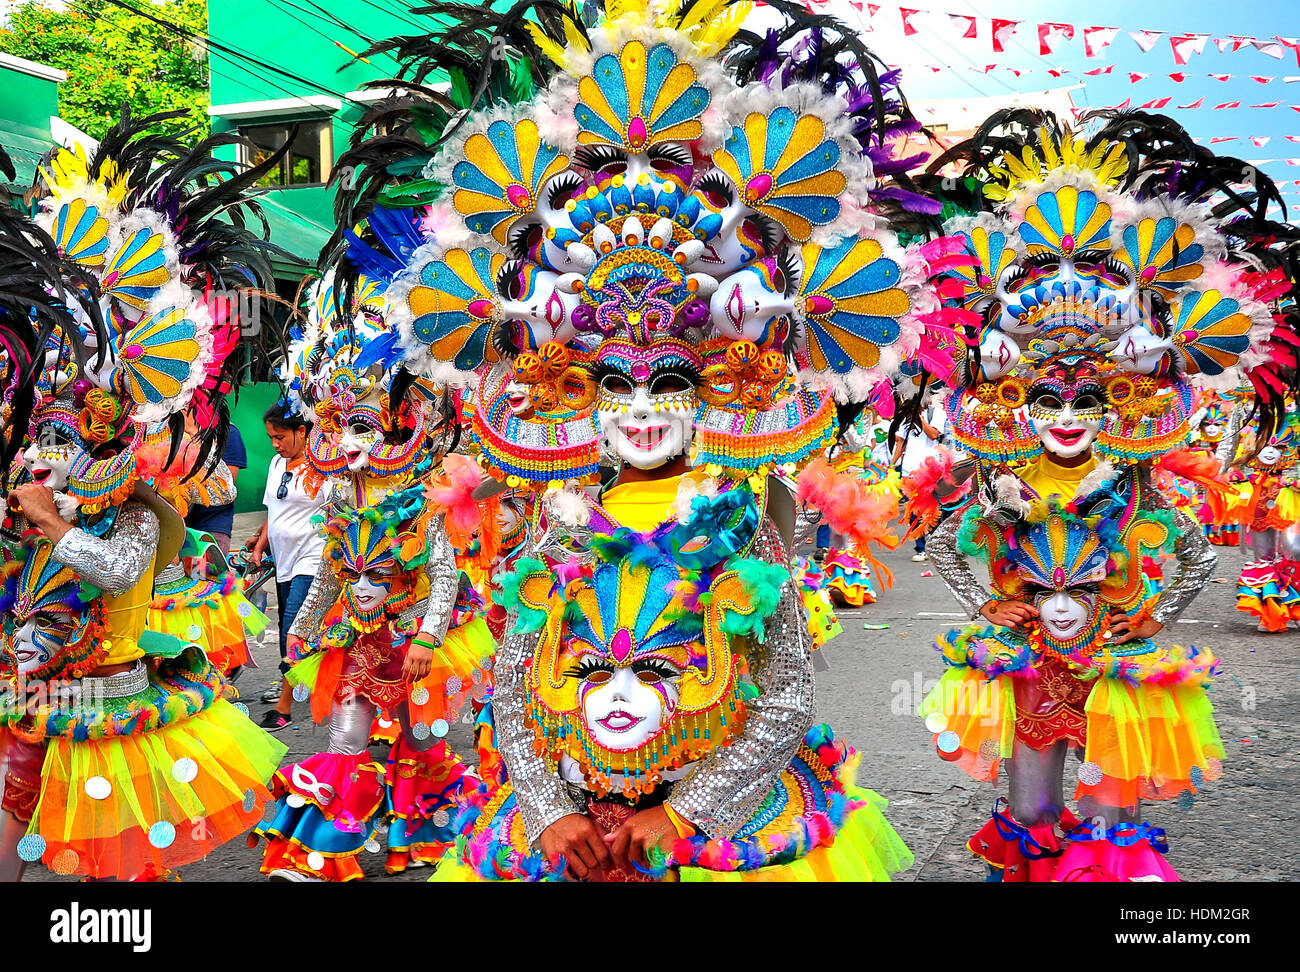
[25, 515, 1296, 882]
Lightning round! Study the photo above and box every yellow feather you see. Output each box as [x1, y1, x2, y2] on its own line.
[524, 22, 568, 69]
[694, 0, 752, 56]
[678, 0, 727, 33]
[561, 15, 587, 52]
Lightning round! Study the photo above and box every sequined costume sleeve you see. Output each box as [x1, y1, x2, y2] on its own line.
[927, 498, 990, 620]
[52, 502, 160, 596]
[417, 511, 459, 644]
[1142, 474, 1217, 627]
[202, 460, 237, 507]
[288, 555, 340, 642]
[667, 518, 816, 839]
[1216, 406, 1244, 470]
[494, 623, 586, 842]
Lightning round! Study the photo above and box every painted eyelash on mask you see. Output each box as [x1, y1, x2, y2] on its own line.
[565, 655, 615, 680]
[574, 145, 628, 172]
[696, 171, 734, 206]
[632, 657, 682, 681]
[648, 143, 691, 167]
[507, 220, 543, 259]
[546, 171, 585, 208]
[495, 258, 527, 299]
[777, 247, 802, 298]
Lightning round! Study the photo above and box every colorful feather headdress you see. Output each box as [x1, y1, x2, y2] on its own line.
[925, 109, 1300, 465]
[319, 0, 938, 488]
[26, 109, 281, 484]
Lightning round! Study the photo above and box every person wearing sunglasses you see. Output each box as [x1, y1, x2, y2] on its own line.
[247, 403, 326, 730]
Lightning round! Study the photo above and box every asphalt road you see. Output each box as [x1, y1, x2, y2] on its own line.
[24, 517, 1296, 882]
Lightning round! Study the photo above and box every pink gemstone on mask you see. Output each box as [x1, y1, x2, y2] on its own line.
[467, 298, 496, 319]
[745, 173, 773, 203]
[1140, 266, 1158, 283]
[627, 117, 648, 149]
[631, 362, 650, 382]
[1061, 234, 1075, 254]
[610, 628, 632, 663]
[1052, 567, 1065, 587]
[123, 344, 144, 360]
[505, 184, 531, 209]
[805, 294, 834, 316]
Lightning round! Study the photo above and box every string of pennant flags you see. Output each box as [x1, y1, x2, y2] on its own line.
[886, 61, 1300, 87]
[788, 2, 1300, 66]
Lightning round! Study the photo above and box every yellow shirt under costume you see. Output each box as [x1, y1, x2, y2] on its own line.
[1017, 454, 1099, 504]
[601, 471, 711, 532]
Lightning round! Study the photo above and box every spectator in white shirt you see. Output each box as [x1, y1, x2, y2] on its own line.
[246, 402, 326, 731]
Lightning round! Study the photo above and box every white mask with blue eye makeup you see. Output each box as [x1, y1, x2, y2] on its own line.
[8, 613, 66, 676]
[694, 169, 770, 274]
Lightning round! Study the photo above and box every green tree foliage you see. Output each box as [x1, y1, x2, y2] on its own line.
[0, 0, 209, 141]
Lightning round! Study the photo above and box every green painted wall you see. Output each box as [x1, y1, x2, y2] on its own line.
[230, 380, 285, 514]
[0, 60, 62, 190]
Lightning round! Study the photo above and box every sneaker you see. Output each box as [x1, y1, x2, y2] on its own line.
[258, 710, 293, 732]
[259, 680, 282, 703]
[267, 868, 322, 883]
[911, 552, 927, 562]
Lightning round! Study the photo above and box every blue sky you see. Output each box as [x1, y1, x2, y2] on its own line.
[807, 0, 1300, 216]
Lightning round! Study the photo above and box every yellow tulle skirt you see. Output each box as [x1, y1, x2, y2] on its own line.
[677, 788, 914, 882]
[27, 698, 286, 880]
[921, 661, 1224, 805]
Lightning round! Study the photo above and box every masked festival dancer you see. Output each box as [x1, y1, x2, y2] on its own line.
[255, 270, 493, 880]
[919, 109, 1299, 881]
[323, 0, 951, 881]
[0, 116, 288, 881]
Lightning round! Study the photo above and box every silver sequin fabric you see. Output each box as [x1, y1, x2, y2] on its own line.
[667, 518, 815, 838]
[1142, 475, 1217, 627]
[52, 502, 159, 595]
[926, 503, 988, 620]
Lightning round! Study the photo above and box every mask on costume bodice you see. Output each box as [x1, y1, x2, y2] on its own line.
[515, 556, 746, 797]
[323, 502, 422, 632]
[0, 541, 104, 681]
[505, 490, 781, 798]
[1009, 513, 1111, 651]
